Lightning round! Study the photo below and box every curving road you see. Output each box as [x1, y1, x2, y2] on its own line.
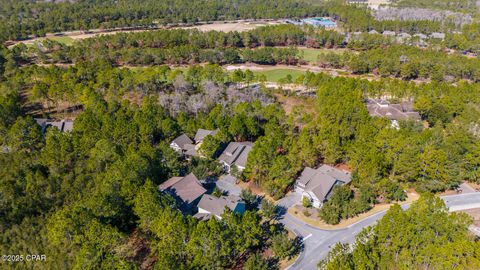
[278, 192, 480, 270]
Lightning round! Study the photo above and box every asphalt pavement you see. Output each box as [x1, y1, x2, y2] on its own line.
[279, 192, 480, 270]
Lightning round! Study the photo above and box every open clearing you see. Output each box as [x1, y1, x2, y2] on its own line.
[299, 48, 346, 63]
[181, 21, 278, 32]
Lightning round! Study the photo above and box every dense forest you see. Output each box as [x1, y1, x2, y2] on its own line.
[1, 2, 480, 269]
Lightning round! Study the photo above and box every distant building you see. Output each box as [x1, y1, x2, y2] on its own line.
[382, 30, 396, 36]
[302, 18, 337, 29]
[430, 32, 446, 40]
[295, 165, 352, 208]
[35, 118, 74, 133]
[366, 98, 421, 129]
[218, 141, 253, 173]
[159, 173, 206, 211]
[195, 194, 246, 220]
[397, 33, 411, 39]
[413, 33, 428, 40]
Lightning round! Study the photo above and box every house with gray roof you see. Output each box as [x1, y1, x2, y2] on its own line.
[194, 129, 219, 144]
[217, 141, 253, 173]
[413, 33, 427, 40]
[170, 134, 194, 153]
[366, 98, 421, 129]
[195, 194, 246, 220]
[159, 173, 206, 211]
[35, 118, 74, 134]
[295, 165, 352, 208]
[382, 30, 396, 37]
[170, 129, 219, 157]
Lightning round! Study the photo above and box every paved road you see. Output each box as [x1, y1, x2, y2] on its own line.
[279, 192, 480, 270]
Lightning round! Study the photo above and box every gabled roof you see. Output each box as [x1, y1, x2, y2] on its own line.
[194, 129, 219, 143]
[158, 173, 206, 205]
[366, 99, 421, 121]
[197, 194, 244, 217]
[218, 141, 253, 168]
[297, 165, 351, 202]
[171, 134, 194, 150]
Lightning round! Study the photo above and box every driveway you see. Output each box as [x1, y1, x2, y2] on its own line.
[216, 174, 242, 196]
[281, 192, 480, 270]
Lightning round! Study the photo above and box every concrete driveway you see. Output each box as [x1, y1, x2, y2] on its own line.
[280, 192, 480, 270]
[215, 174, 242, 196]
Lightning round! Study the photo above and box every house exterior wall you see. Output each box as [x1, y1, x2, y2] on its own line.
[295, 183, 323, 208]
[197, 207, 211, 215]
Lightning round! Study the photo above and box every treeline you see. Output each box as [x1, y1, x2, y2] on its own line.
[1, 0, 465, 43]
[319, 195, 480, 269]
[14, 25, 480, 82]
[0, 0, 327, 42]
[20, 25, 322, 66]
[318, 45, 480, 82]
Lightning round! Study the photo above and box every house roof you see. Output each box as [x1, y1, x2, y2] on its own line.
[197, 194, 244, 217]
[194, 129, 219, 143]
[171, 134, 194, 150]
[158, 173, 206, 204]
[430, 32, 445, 39]
[414, 33, 428, 39]
[35, 118, 74, 133]
[218, 141, 253, 168]
[366, 99, 421, 121]
[297, 165, 351, 202]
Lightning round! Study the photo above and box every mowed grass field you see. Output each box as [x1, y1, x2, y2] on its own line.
[299, 48, 345, 63]
[45, 36, 75, 45]
[252, 68, 304, 82]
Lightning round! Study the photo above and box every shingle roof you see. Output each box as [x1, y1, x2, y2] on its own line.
[297, 165, 351, 202]
[197, 194, 244, 217]
[366, 99, 421, 121]
[158, 173, 206, 205]
[35, 118, 74, 133]
[172, 134, 194, 150]
[218, 141, 253, 168]
[194, 129, 219, 143]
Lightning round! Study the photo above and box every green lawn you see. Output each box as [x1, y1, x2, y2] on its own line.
[252, 68, 304, 82]
[299, 48, 344, 63]
[45, 36, 75, 46]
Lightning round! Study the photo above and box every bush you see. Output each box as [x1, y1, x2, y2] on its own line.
[302, 196, 312, 208]
[271, 232, 296, 260]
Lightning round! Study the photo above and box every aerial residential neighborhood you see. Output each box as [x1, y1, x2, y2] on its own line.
[1, 0, 480, 270]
